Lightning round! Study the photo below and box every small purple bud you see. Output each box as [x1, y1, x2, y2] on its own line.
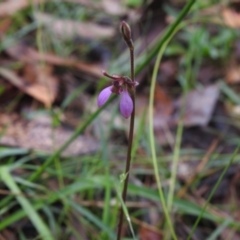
[97, 86, 112, 107]
[119, 90, 133, 118]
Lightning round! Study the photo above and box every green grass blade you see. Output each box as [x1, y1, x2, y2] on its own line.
[167, 95, 185, 210]
[28, 95, 115, 182]
[220, 81, 240, 105]
[129, 184, 240, 228]
[0, 176, 114, 230]
[206, 218, 232, 240]
[0, 167, 54, 240]
[135, 0, 196, 75]
[0, 147, 28, 158]
[115, 182, 137, 240]
[149, 39, 178, 239]
[67, 199, 116, 239]
[187, 144, 240, 240]
[61, 83, 89, 109]
[1, 175, 240, 233]
[148, 1, 196, 239]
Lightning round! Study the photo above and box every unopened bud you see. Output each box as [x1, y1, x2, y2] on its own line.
[120, 21, 131, 41]
[120, 21, 133, 49]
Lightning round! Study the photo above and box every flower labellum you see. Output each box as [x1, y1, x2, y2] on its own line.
[120, 89, 133, 118]
[97, 86, 112, 107]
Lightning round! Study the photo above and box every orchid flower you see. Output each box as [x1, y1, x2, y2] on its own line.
[97, 71, 138, 118]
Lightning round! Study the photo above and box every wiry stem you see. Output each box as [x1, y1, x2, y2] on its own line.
[117, 22, 135, 240]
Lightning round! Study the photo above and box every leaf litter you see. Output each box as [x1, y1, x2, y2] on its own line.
[175, 84, 220, 127]
[0, 113, 99, 157]
[6, 43, 103, 77]
[0, 65, 58, 108]
[34, 12, 115, 40]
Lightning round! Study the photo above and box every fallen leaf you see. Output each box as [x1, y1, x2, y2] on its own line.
[201, 5, 240, 28]
[0, 114, 99, 157]
[175, 84, 220, 127]
[225, 62, 240, 84]
[0, 66, 58, 107]
[25, 63, 58, 105]
[6, 44, 102, 78]
[0, 0, 46, 17]
[222, 7, 240, 28]
[34, 12, 115, 40]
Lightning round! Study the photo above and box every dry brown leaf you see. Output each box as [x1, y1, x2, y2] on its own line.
[0, 114, 99, 157]
[0, 66, 58, 107]
[0, 0, 46, 17]
[222, 8, 240, 28]
[226, 63, 240, 84]
[34, 12, 115, 40]
[176, 84, 220, 127]
[201, 5, 240, 28]
[24, 64, 58, 106]
[6, 44, 102, 78]
[26, 84, 56, 107]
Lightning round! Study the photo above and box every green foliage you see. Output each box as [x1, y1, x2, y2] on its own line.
[124, 0, 143, 8]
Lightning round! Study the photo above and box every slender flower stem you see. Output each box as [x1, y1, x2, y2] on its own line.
[117, 22, 135, 240]
[130, 47, 134, 82]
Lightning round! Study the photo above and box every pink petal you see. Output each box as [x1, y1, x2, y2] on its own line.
[119, 90, 133, 118]
[97, 86, 112, 107]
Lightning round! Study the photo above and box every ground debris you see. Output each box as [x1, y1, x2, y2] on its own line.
[34, 12, 115, 40]
[0, 0, 46, 17]
[0, 113, 99, 157]
[0, 66, 58, 108]
[174, 84, 220, 127]
[6, 43, 103, 77]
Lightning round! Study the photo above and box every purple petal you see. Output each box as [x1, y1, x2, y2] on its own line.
[119, 90, 133, 118]
[97, 86, 112, 107]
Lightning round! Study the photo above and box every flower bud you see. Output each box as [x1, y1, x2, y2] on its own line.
[120, 21, 133, 49]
